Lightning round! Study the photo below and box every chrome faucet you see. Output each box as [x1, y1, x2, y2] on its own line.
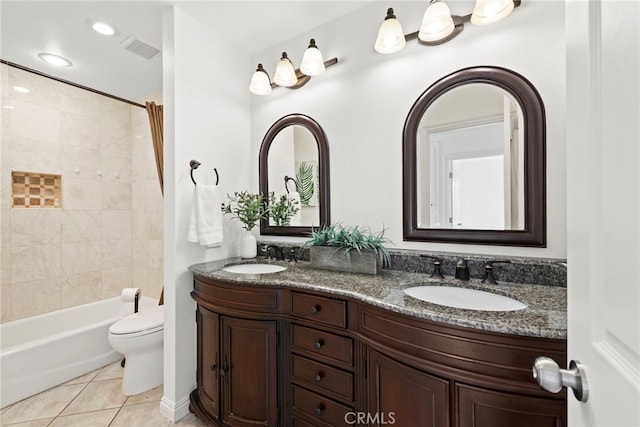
[482, 260, 512, 284]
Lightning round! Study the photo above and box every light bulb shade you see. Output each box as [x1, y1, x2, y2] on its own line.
[374, 8, 406, 54]
[273, 53, 298, 87]
[300, 39, 325, 76]
[418, 2, 455, 42]
[471, 0, 515, 25]
[249, 64, 272, 95]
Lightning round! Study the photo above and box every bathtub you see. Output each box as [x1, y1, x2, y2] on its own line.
[0, 296, 159, 408]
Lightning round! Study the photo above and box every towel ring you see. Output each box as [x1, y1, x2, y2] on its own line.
[284, 176, 298, 194]
[190, 160, 219, 185]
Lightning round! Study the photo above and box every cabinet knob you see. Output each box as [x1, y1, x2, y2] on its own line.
[310, 305, 321, 314]
[314, 339, 325, 349]
[314, 403, 325, 416]
[210, 363, 217, 371]
[314, 371, 324, 382]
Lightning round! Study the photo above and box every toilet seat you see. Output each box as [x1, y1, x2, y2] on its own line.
[109, 306, 164, 338]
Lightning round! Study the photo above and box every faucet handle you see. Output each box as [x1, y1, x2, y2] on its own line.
[482, 260, 511, 284]
[287, 248, 298, 263]
[419, 255, 444, 279]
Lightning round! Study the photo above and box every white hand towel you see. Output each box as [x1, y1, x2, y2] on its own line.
[188, 184, 224, 247]
[289, 191, 302, 226]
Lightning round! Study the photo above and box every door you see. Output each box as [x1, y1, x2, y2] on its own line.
[565, 0, 640, 425]
[220, 316, 278, 427]
[367, 349, 449, 427]
[197, 307, 220, 420]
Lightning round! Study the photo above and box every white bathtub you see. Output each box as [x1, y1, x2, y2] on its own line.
[0, 296, 159, 408]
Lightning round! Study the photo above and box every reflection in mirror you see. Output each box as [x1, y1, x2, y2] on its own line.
[259, 114, 330, 237]
[267, 125, 319, 226]
[403, 66, 546, 246]
[417, 83, 525, 230]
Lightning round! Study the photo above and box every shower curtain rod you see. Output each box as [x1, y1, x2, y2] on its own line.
[1, 59, 146, 109]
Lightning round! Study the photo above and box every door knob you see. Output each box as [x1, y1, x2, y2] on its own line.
[533, 357, 589, 402]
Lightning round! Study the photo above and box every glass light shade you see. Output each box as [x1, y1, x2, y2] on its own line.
[471, 0, 515, 25]
[249, 64, 272, 95]
[374, 9, 406, 54]
[273, 53, 298, 87]
[300, 40, 325, 76]
[418, 2, 455, 42]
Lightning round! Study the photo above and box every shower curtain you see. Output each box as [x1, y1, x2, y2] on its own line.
[145, 101, 164, 305]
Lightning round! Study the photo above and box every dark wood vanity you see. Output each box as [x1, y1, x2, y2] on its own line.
[189, 270, 566, 427]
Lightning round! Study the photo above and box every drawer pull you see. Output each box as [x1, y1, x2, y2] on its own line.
[314, 371, 324, 382]
[310, 304, 321, 314]
[314, 339, 325, 349]
[314, 403, 325, 416]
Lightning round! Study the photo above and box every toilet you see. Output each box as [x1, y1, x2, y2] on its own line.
[108, 305, 164, 395]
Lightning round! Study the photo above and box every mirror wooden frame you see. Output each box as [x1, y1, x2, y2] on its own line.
[403, 66, 546, 246]
[259, 113, 330, 236]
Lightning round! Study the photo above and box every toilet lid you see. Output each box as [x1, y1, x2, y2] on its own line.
[110, 306, 164, 335]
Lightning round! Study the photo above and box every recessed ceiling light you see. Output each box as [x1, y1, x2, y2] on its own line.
[86, 19, 120, 37]
[38, 52, 73, 67]
[13, 86, 30, 93]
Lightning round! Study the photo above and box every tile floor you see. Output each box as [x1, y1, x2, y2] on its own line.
[0, 362, 207, 427]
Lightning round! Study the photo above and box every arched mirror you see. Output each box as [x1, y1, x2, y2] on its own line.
[403, 66, 546, 246]
[259, 114, 330, 236]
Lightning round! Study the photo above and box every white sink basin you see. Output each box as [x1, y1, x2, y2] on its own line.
[222, 263, 287, 274]
[403, 285, 527, 311]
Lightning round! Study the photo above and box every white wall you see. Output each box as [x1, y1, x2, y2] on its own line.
[250, 1, 566, 259]
[161, 6, 251, 421]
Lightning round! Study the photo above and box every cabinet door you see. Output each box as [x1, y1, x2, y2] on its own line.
[221, 316, 278, 427]
[456, 383, 565, 427]
[197, 307, 220, 420]
[367, 350, 449, 427]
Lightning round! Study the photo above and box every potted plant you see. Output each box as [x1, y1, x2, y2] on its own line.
[223, 191, 267, 258]
[268, 192, 300, 226]
[304, 224, 391, 275]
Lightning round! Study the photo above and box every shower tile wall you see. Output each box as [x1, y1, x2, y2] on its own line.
[0, 64, 163, 322]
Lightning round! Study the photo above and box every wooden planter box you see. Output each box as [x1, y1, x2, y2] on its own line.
[309, 246, 381, 275]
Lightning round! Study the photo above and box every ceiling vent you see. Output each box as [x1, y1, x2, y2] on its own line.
[121, 36, 160, 60]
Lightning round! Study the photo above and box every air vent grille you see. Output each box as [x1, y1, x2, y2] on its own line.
[121, 36, 160, 60]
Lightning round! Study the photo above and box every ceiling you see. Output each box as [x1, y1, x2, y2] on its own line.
[1, 1, 371, 102]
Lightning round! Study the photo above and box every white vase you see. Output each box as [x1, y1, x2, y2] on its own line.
[240, 232, 257, 258]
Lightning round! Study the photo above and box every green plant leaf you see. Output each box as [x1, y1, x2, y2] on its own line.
[304, 223, 392, 267]
[295, 162, 314, 206]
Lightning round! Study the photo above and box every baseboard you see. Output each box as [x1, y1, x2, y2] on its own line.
[159, 394, 191, 422]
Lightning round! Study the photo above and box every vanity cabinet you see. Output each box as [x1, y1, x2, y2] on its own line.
[191, 284, 280, 426]
[190, 276, 566, 427]
[289, 293, 355, 426]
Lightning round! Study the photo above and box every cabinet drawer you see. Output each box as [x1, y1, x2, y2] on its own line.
[291, 324, 353, 367]
[292, 385, 353, 427]
[291, 292, 347, 328]
[292, 355, 354, 402]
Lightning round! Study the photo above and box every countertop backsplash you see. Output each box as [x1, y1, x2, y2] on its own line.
[256, 240, 567, 288]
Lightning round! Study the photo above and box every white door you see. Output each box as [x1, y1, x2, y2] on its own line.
[564, 0, 640, 425]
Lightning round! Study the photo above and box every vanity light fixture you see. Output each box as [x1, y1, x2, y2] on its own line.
[37, 52, 73, 67]
[249, 64, 273, 95]
[273, 52, 298, 87]
[374, 8, 406, 54]
[375, 0, 520, 52]
[299, 39, 325, 76]
[249, 38, 338, 95]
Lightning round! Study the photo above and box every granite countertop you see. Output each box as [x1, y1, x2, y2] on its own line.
[189, 257, 567, 340]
